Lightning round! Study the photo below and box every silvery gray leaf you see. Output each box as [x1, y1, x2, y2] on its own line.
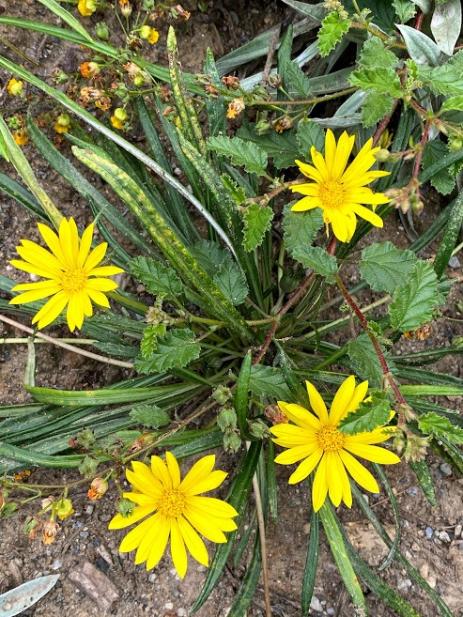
[431, 0, 462, 56]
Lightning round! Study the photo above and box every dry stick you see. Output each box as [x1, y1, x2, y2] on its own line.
[335, 275, 408, 425]
[372, 99, 399, 146]
[262, 25, 281, 85]
[252, 473, 272, 617]
[252, 87, 356, 107]
[0, 314, 134, 369]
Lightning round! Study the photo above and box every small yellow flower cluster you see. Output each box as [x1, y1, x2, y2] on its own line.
[54, 113, 71, 134]
[140, 25, 160, 45]
[7, 78, 24, 96]
[110, 107, 128, 130]
[78, 0, 97, 16]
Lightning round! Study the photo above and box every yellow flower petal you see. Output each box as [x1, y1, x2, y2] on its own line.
[170, 519, 188, 578]
[180, 454, 216, 493]
[291, 197, 321, 212]
[9, 285, 60, 304]
[345, 428, 392, 445]
[77, 222, 94, 266]
[326, 452, 343, 507]
[144, 514, 171, 569]
[86, 278, 118, 291]
[165, 451, 181, 488]
[38, 222, 67, 263]
[189, 496, 238, 519]
[332, 131, 355, 179]
[312, 454, 328, 511]
[295, 159, 324, 183]
[178, 516, 209, 567]
[324, 129, 337, 175]
[306, 381, 329, 422]
[288, 448, 323, 485]
[32, 292, 68, 330]
[185, 470, 228, 495]
[10, 259, 56, 279]
[151, 455, 173, 488]
[108, 504, 156, 530]
[329, 376, 356, 424]
[88, 265, 124, 277]
[274, 443, 319, 465]
[344, 443, 400, 464]
[270, 423, 317, 448]
[350, 204, 384, 228]
[278, 401, 320, 430]
[339, 449, 379, 494]
[83, 242, 107, 272]
[119, 514, 155, 553]
[127, 461, 163, 498]
[183, 508, 227, 543]
[86, 288, 110, 308]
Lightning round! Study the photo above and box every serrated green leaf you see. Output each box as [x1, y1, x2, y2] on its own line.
[130, 256, 184, 297]
[129, 404, 170, 428]
[140, 324, 167, 359]
[135, 328, 201, 374]
[237, 123, 299, 169]
[292, 245, 338, 279]
[221, 174, 247, 205]
[347, 333, 391, 387]
[207, 136, 268, 176]
[249, 365, 292, 400]
[284, 61, 312, 97]
[339, 391, 391, 435]
[296, 119, 325, 157]
[441, 95, 463, 112]
[349, 38, 401, 97]
[242, 203, 273, 252]
[418, 50, 463, 96]
[389, 261, 442, 331]
[361, 92, 395, 127]
[360, 241, 417, 294]
[283, 204, 323, 257]
[422, 140, 455, 196]
[418, 412, 463, 444]
[213, 261, 249, 306]
[393, 0, 417, 22]
[317, 11, 351, 57]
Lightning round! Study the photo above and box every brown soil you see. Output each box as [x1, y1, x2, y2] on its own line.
[1, 2, 463, 616]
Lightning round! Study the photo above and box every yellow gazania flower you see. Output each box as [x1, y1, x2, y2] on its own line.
[109, 452, 238, 578]
[291, 130, 390, 243]
[270, 376, 400, 511]
[9, 217, 123, 331]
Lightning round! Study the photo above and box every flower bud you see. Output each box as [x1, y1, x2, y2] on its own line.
[54, 497, 74, 521]
[7, 78, 24, 96]
[87, 477, 108, 501]
[217, 407, 237, 431]
[42, 520, 59, 545]
[54, 113, 71, 134]
[119, 0, 133, 16]
[212, 385, 232, 405]
[96, 21, 109, 40]
[79, 61, 101, 79]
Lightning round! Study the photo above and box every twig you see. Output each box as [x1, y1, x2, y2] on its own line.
[251, 87, 356, 107]
[0, 337, 97, 345]
[335, 276, 408, 424]
[0, 314, 133, 369]
[252, 473, 272, 617]
[373, 100, 399, 146]
[262, 25, 281, 85]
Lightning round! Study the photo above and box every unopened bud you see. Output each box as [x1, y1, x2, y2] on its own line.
[54, 497, 74, 521]
[87, 477, 108, 501]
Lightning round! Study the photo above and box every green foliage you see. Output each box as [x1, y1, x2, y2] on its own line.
[418, 51, 463, 96]
[442, 95, 463, 112]
[238, 123, 300, 169]
[347, 333, 389, 387]
[140, 324, 167, 359]
[339, 391, 391, 435]
[292, 245, 338, 279]
[249, 365, 292, 400]
[242, 203, 273, 252]
[283, 205, 323, 258]
[392, 0, 416, 22]
[350, 38, 402, 97]
[130, 256, 184, 297]
[135, 328, 201, 373]
[129, 404, 170, 428]
[360, 242, 417, 294]
[207, 136, 268, 176]
[389, 261, 442, 331]
[361, 92, 395, 127]
[422, 140, 456, 196]
[296, 119, 325, 156]
[418, 412, 463, 444]
[317, 11, 351, 57]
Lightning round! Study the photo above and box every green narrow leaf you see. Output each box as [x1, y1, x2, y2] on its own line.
[0, 172, 46, 221]
[434, 188, 463, 278]
[227, 537, 261, 617]
[207, 136, 268, 176]
[318, 502, 366, 611]
[37, 0, 93, 41]
[135, 329, 201, 374]
[266, 442, 278, 520]
[234, 351, 252, 438]
[301, 509, 320, 615]
[389, 261, 442, 332]
[409, 460, 437, 506]
[242, 204, 273, 252]
[192, 442, 262, 612]
[339, 391, 391, 434]
[130, 256, 184, 297]
[360, 241, 417, 294]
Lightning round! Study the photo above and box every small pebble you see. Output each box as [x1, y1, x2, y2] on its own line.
[406, 486, 418, 496]
[398, 578, 412, 591]
[148, 573, 157, 583]
[327, 609, 335, 616]
[310, 596, 323, 612]
[85, 505, 94, 515]
[449, 255, 460, 269]
[164, 602, 174, 610]
[425, 526, 434, 540]
[454, 524, 462, 538]
[440, 463, 452, 477]
[177, 610, 187, 617]
[51, 559, 62, 570]
[303, 523, 310, 535]
[436, 530, 451, 543]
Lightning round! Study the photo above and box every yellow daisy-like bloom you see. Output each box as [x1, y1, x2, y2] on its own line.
[270, 376, 400, 511]
[109, 452, 238, 578]
[291, 130, 390, 243]
[9, 217, 123, 331]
